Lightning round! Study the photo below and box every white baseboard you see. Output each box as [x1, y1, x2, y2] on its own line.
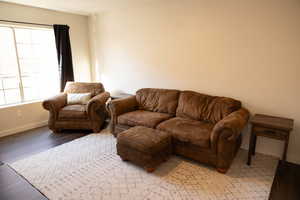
[283, 154, 300, 165]
[0, 121, 48, 138]
[241, 146, 300, 165]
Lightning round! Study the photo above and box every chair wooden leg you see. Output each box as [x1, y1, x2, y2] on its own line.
[145, 167, 155, 173]
[93, 128, 100, 133]
[217, 167, 228, 174]
[121, 157, 129, 162]
[53, 128, 62, 134]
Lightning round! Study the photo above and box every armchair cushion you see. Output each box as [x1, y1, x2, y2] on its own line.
[118, 110, 173, 128]
[58, 105, 87, 120]
[64, 82, 104, 97]
[157, 117, 214, 148]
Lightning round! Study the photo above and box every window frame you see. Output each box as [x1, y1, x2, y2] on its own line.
[0, 23, 58, 108]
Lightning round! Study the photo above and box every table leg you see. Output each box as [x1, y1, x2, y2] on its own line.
[282, 133, 290, 162]
[252, 135, 257, 155]
[247, 131, 255, 165]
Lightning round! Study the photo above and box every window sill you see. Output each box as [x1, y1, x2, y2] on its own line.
[0, 100, 44, 109]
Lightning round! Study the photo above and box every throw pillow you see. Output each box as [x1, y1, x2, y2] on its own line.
[67, 93, 92, 105]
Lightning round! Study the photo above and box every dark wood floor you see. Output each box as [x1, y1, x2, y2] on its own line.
[0, 127, 88, 164]
[0, 127, 88, 200]
[269, 161, 300, 200]
[0, 126, 299, 200]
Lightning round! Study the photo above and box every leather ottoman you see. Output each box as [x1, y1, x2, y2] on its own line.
[117, 126, 172, 172]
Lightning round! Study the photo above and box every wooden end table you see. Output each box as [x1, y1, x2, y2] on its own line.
[110, 93, 132, 100]
[247, 114, 294, 165]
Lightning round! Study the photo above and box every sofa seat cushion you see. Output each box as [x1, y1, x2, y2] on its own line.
[118, 110, 173, 128]
[157, 117, 214, 148]
[58, 105, 87, 120]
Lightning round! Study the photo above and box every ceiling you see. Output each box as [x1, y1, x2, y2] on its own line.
[0, 0, 127, 15]
[1, 0, 178, 15]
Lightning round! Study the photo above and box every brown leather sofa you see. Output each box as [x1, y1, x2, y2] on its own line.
[43, 82, 110, 133]
[109, 88, 249, 173]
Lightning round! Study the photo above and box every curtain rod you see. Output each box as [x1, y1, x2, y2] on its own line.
[0, 19, 53, 27]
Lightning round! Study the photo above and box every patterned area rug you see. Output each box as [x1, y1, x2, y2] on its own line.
[10, 129, 278, 200]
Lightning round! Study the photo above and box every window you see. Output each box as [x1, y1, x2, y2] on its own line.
[0, 25, 59, 106]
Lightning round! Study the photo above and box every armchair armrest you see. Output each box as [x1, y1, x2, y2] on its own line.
[211, 108, 250, 152]
[87, 92, 110, 118]
[42, 93, 67, 112]
[42, 93, 67, 131]
[108, 95, 138, 117]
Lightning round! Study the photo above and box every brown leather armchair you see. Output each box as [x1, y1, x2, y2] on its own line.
[43, 82, 110, 133]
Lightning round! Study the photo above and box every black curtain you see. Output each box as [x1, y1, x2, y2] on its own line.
[53, 24, 74, 92]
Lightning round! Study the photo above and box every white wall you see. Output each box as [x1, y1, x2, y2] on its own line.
[0, 2, 92, 137]
[0, 102, 48, 137]
[88, 14, 101, 82]
[90, 0, 300, 164]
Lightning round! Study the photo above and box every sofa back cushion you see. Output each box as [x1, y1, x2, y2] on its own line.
[176, 91, 241, 123]
[136, 88, 180, 115]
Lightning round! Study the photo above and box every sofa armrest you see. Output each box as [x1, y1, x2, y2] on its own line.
[108, 95, 138, 117]
[87, 92, 110, 119]
[108, 95, 137, 134]
[211, 108, 250, 152]
[42, 93, 67, 113]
